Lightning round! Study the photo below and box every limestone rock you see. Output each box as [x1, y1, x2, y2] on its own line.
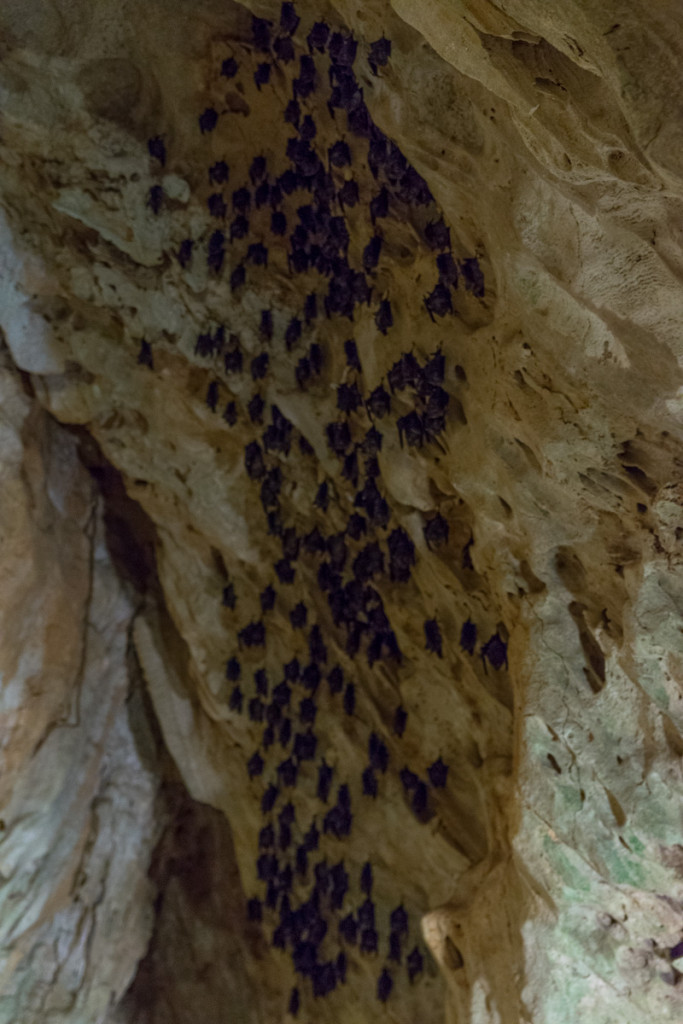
[0, 352, 162, 1024]
[1, 1, 683, 1023]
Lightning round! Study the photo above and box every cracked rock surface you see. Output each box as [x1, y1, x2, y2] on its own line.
[1, 1, 683, 1022]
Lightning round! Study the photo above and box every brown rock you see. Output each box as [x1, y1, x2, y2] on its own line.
[1, 2, 683, 1023]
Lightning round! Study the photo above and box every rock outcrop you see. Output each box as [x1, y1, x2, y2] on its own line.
[1, 1, 683, 1022]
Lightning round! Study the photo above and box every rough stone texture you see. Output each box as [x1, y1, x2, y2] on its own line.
[0, 351, 161, 1024]
[111, 783, 270, 1024]
[1, 1, 683, 1023]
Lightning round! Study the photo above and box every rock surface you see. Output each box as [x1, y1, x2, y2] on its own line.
[1, 1, 683, 1022]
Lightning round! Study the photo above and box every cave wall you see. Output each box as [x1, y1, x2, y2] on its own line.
[1, 1, 683, 1022]
[0, 351, 162, 1023]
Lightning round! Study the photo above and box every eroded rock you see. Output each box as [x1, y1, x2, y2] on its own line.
[1, 2, 683, 1023]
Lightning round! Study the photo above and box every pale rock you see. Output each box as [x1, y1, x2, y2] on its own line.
[1, 1, 683, 1023]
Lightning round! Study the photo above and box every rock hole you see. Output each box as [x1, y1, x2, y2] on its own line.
[534, 76, 566, 94]
[74, 429, 160, 594]
[547, 753, 562, 774]
[444, 937, 464, 969]
[662, 715, 683, 757]
[211, 547, 229, 581]
[659, 966, 680, 986]
[554, 547, 586, 592]
[515, 438, 542, 473]
[622, 464, 657, 497]
[568, 602, 606, 692]
[450, 395, 468, 424]
[605, 787, 626, 826]
[563, 35, 585, 58]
